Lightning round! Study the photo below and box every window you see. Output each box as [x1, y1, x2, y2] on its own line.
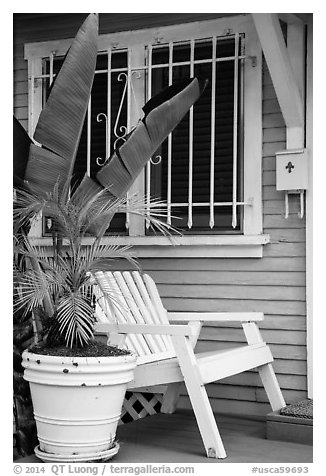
[146, 37, 243, 233]
[25, 15, 267, 257]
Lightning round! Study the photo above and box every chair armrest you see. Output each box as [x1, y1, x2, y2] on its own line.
[168, 312, 264, 322]
[94, 322, 197, 337]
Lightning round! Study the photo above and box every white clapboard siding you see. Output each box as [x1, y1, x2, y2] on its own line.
[199, 328, 306, 346]
[13, 42, 28, 125]
[263, 243, 306, 258]
[264, 185, 285, 200]
[14, 94, 28, 109]
[149, 270, 306, 286]
[263, 141, 286, 157]
[263, 156, 277, 171]
[163, 298, 306, 316]
[14, 69, 28, 82]
[264, 229, 306, 243]
[122, 257, 306, 272]
[263, 128, 286, 143]
[14, 107, 28, 121]
[158, 284, 305, 301]
[203, 315, 306, 331]
[218, 373, 307, 391]
[178, 395, 271, 417]
[263, 112, 285, 129]
[164, 381, 306, 405]
[263, 98, 283, 115]
[263, 204, 305, 220]
[264, 215, 306, 230]
[196, 340, 306, 361]
[14, 80, 28, 96]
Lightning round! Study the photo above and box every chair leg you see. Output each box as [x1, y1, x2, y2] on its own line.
[242, 322, 286, 411]
[162, 322, 202, 414]
[161, 383, 182, 414]
[172, 335, 227, 459]
[258, 363, 286, 411]
[184, 377, 227, 458]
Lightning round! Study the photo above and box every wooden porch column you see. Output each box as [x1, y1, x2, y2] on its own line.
[305, 18, 313, 399]
[253, 13, 312, 399]
[252, 13, 304, 148]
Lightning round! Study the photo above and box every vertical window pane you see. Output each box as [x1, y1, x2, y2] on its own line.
[148, 37, 242, 233]
[42, 52, 128, 234]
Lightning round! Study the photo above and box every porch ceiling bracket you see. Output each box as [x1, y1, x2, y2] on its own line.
[252, 13, 304, 149]
[278, 13, 305, 26]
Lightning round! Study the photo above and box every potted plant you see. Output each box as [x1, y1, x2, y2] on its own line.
[13, 13, 206, 462]
[14, 182, 170, 462]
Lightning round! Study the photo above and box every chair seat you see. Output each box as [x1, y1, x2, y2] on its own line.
[196, 343, 273, 384]
[129, 343, 273, 389]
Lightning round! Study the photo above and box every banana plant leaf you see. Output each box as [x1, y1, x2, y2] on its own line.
[73, 77, 207, 232]
[96, 77, 207, 198]
[14, 13, 98, 196]
[13, 116, 32, 188]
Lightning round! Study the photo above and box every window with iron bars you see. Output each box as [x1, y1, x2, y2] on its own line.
[26, 16, 264, 253]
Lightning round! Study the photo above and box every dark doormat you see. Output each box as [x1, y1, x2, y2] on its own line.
[280, 399, 313, 419]
[266, 399, 313, 445]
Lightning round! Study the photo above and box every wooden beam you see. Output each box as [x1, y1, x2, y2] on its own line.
[286, 19, 305, 148]
[279, 13, 312, 25]
[278, 13, 304, 25]
[252, 13, 304, 130]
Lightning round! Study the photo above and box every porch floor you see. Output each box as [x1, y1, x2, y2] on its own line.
[17, 410, 313, 464]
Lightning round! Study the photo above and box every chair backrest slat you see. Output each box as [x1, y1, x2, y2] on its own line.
[95, 271, 150, 356]
[111, 271, 157, 355]
[121, 271, 166, 354]
[131, 271, 172, 351]
[142, 274, 170, 326]
[141, 273, 174, 350]
[93, 271, 176, 360]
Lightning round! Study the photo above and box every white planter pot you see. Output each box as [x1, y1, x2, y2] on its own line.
[22, 350, 137, 462]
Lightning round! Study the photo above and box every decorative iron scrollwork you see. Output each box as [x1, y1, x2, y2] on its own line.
[150, 155, 162, 165]
[96, 113, 108, 166]
[96, 71, 142, 167]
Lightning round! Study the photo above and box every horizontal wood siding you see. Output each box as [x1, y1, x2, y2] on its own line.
[139, 60, 307, 416]
[13, 14, 307, 418]
[13, 41, 28, 130]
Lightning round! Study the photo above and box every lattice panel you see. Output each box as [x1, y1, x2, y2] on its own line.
[119, 391, 163, 424]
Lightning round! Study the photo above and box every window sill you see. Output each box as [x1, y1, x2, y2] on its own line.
[31, 234, 270, 258]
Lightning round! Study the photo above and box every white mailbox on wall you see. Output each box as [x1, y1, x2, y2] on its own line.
[276, 148, 308, 191]
[275, 148, 308, 219]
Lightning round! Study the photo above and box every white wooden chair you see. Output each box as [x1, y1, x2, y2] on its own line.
[93, 270, 285, 459]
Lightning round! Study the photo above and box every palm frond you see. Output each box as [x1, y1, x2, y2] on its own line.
[85, 242, 139, 273]
[14, 269, 53, 316]
[70, 181, 128, 239]
[115, 194, 182, 239]
[56, 294, 94, 348]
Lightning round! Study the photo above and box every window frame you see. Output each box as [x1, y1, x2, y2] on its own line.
[25, 15, 268, 257]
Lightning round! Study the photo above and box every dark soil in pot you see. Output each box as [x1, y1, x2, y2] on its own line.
[27, 340, 131, 357]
